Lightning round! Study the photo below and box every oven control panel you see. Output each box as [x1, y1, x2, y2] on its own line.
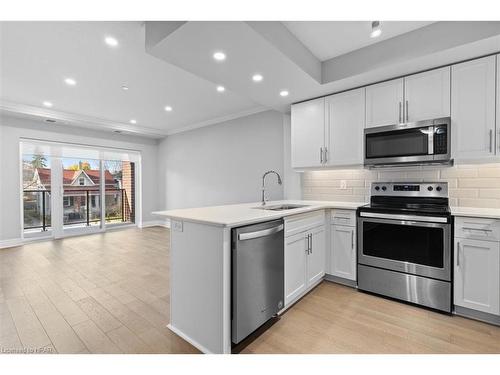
[371, 182, 448, 198]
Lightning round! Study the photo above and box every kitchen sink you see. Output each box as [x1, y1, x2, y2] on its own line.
[253, 204, 309, 211]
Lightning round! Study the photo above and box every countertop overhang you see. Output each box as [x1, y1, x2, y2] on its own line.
[152, 200, 500, 227]
[152, 200, 363, 227]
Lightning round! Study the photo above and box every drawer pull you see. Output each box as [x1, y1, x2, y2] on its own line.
[462, 227, 492, 233]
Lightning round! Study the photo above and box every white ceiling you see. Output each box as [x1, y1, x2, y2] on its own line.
[0, 21, 263, 136]
[1, 21, 499, 138]
[283, 21, 435, 61]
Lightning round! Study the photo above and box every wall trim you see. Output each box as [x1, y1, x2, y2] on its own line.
[0, 238, 23, 249]
[167, 324, 213, 354]
[140, 220, 170, 228]
[164, 107, 269, 136]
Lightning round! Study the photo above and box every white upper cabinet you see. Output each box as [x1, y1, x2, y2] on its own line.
[404, 66, 451, 122]
[365, 78, 404, 128]
[291, 97, 326, 168]
[326, 88, 365, 166]
[452, 55, 497, 160]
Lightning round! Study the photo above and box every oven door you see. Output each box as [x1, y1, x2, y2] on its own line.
[357, 215, 451, 281]
[364, 122, 434, 165]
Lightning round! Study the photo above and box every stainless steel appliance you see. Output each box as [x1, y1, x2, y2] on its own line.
[232, 219, 284, 344]
[357, 182, 452, 312]
[364, 117, 451, 167]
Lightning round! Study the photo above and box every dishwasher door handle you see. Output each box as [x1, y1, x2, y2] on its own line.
[238, 224, 284, 241]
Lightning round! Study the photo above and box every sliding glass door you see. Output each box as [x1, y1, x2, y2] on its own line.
[21, 140, 139, 239]
[61, 158, 101, 229]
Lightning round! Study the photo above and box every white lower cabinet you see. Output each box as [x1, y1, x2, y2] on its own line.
[330, 224, 357, 281]
[284, 212, 326, 307]
[284, 232, 308, 305]
[454, 238, 500, 315]
[307, 225, 326, 286]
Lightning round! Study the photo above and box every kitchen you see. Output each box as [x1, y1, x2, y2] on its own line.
[1, 3, 500, 374]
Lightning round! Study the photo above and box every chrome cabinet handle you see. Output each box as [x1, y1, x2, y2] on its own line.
[456, 242, 460, 267]
[405, 100, 409, 122]
[305, 233, 309, 254]
[351, 230, 354, 250]
[489, 129, 493, 153]
[324, 147, 328, 164]
[320, 147, 323, 164]
[398, 102, 402, 123]
[309, 233, 313, 254]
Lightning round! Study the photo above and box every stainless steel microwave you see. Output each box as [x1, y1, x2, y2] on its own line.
[364, 117, 451, 167]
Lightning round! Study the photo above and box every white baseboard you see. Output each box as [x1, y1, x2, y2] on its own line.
[140, 219, 170, 228]
[0, 238, 23, 249]
[167, 324, 213, 354]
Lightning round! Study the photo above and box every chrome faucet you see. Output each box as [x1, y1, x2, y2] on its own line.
[261, 170, 282, 205]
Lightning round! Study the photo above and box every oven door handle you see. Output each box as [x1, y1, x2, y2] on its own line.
[359, 212, 448, 223]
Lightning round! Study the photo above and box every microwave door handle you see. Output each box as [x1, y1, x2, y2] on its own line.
[428, 127, 434, 155]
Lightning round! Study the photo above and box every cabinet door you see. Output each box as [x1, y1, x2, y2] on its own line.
[326, 88, 365, 166]
[454, 238, 500, 315]
[404, 66, 451, 122]
[365, 78, 404, 128]
[452, 56, 496, 160]
[307, 226, 326, 286]
[291, 97, 326, 168]
[330, 225, 356, 281]
[284, 232, 308, 306]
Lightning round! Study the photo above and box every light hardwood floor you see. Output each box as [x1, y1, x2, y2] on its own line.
[1, 227, 500, 354]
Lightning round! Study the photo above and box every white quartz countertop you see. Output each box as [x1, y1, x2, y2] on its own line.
[451, 206, 500, 219]
[152, 200, 364, 227]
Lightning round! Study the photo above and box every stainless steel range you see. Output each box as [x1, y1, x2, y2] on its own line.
[357, 182, 452, 312]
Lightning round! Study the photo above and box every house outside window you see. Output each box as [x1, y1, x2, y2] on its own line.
[79, 177, 85, 186]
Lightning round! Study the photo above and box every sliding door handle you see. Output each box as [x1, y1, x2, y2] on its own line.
[489, 129, 493, 153]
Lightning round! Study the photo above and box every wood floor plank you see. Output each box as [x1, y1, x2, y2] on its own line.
[23, 286, 86, 354]
[5, 296, 53, 351]
[76, 297, 122, 333]
[2, 227, 499, 354]
[71, 320, 121, 354]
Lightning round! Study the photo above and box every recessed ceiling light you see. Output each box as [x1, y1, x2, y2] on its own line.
[216, 85, 225, 93]
[279, 90, 289, 97]
[121, 85, 129, 91]
[252, 74, 263, 82]
[64, 78, 77, 86]
[370, 21, 382, 38]
[164, 106, 173, 112]
[213, 51, 226, 61]
[42, 101, 53, 108]
[129, 119, 137, 124]
[105, 36, 119, 47]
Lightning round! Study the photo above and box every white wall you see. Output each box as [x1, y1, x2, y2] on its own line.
[158, 110, 289, 210]
[0, 115, 159, 243]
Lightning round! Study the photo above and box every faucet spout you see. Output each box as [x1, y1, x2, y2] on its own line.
[261, 170, 283, 206]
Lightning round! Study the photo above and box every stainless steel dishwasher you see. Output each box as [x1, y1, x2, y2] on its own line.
[232, 219, 284, 344]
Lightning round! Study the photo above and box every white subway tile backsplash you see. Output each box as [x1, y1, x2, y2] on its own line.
[303, 164, 500, 208]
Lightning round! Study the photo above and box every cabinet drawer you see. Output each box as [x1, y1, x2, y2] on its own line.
[331, 209, 356, 227]
[285, 210, 325, 237]
[455, 217, 500, 242]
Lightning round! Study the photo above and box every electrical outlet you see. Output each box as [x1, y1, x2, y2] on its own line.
[172, 220, 183, 232]
[340, 180, 347, 190]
